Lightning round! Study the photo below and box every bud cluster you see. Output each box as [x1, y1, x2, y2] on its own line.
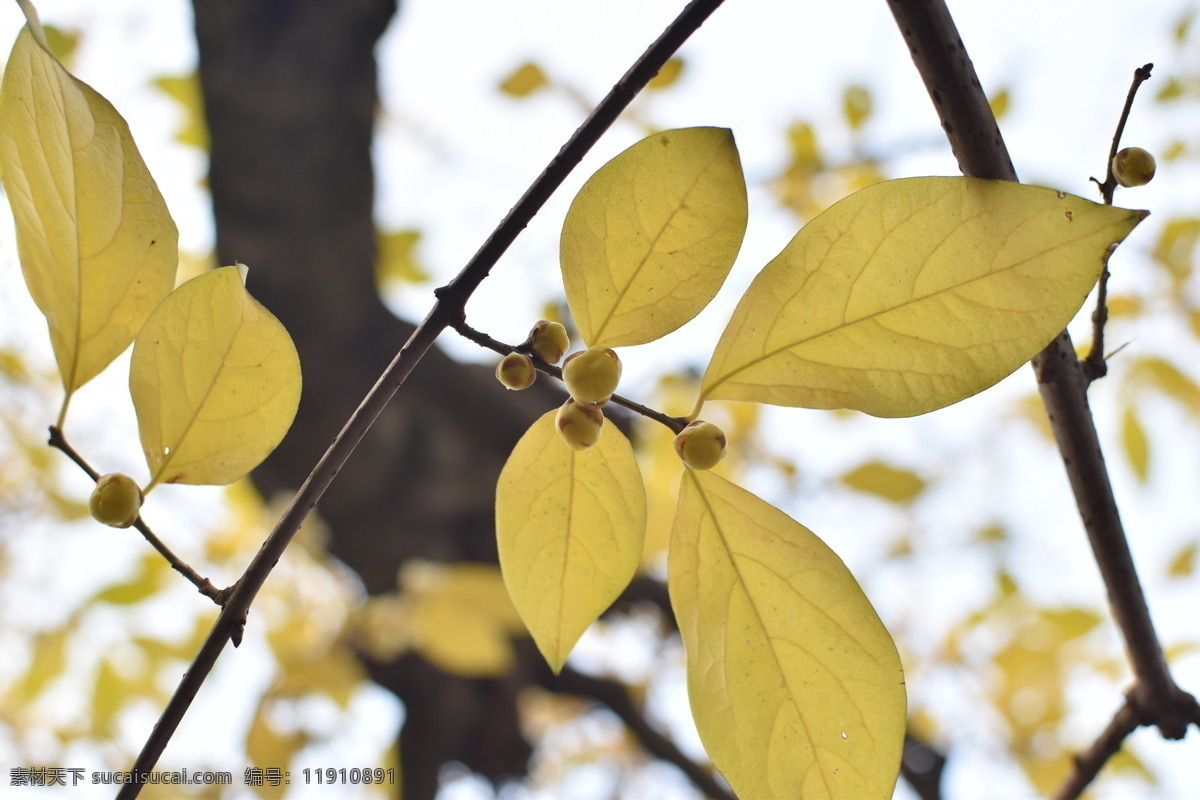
[495, 320, 574, 392]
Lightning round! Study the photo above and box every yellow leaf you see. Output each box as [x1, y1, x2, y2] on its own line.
[1157, 77, 1185, 102]
[1129, 356, 1200, 417]
[91, 553, 169, 605]
[1106, 294, 1142, 318]
[840, 460, 926, 504]
[402, 561, 525, 678]
[498, 61, 549, 98]
[1152, 217, 1199, 282]
[375, 228, 429, 288]
[1168, 542, 1197, 579]
[40, 24, 80, 66]
[1107, 747, 1156, 783]
[151, 72, 209, 151]
[647, 57, 685, 91]
[561, 127, 747, 348]
[1166, 641, 1200, 662]
[1121, 406, 1150, 482]
[129, 266, 301, 490]
[989, 88, 1011, 120]
[842, 85, 872, 130]
[247, 705, 307, 798]
[0, 23, 178, 415]
[92, 656, 157, 737]
[274, 649, 365, 709]
[1163, 140, 1188, 162]
[669, 470, 905, 799]
[699, 177, 1145, 417]
[496, 410, 646, 673]
[92, 658, 128, 736]
[10, 626, 71, 704]
[1039, 607, 1102, 641]
[1174, 9, 1196, 44]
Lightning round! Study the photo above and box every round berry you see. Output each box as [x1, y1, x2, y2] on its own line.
[555, 399, 605, 451]
[1112, 147, 1156, 188]
[496, 352, 537, 390]
[528, 320, 570, 365]
[562, 346, 622, 404]
[673, 420, 728, 470]
[89, 473, 144, 528]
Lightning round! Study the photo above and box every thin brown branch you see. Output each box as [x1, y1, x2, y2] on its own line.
[1095, 64, 1156, 206]
[452, 321, 690, 433]
[550, 666, 737, 800]
[1083, 261, 1114, 382]
[1082, 63, 1154, 382]
[886, 0, 1197, 785]
[1050, 697, 1141, 800]
[1052, 688, 1198, 800]
[117, 2, 727, 796]
[47, 426, 226, 605]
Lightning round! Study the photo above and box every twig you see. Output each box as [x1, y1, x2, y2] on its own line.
[885, 0, 1198, 785]
[1094, 64, 1155, 206]
[1050, 697, 1141, 800]
[47, 426, 226, 605]
[1051, 689, 1197, 800]
[1082, 63, 1154, 382]
[452, 321, 690, 433]
[117, 2, 727, 796]
[550, 667, 737, 800]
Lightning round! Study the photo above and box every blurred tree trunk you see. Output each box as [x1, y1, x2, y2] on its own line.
[191, 2, 554, 795]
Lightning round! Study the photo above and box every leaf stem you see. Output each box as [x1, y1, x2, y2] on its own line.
[47, 426, 227, 605]
[117, 2, 727, 795]
[55, 393, 71, 431]
[886, 0, 1197, 786]
[1082, 63, 1154, 382]
[14, 0, 52, 51]
[452, 321, 690, 433]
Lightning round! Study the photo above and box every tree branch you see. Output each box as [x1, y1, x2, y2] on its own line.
[1082, 63, 1154, 382]
[886, 0, 1198, 788]
[47, 426, 226, 605]
[118, 1, 726, 795]
[1050, 697, 1141, 800]
[550, 666, 736, 800]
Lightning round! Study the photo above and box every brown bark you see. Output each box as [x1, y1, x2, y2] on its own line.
[191, 2, 554, 794]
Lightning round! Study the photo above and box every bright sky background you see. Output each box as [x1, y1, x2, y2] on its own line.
[1, 0, 1198, 798]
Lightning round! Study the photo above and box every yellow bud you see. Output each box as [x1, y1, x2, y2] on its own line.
[496, 352, 537, 390]
[528, 320, 570, 365]
[562, 346, 622, 404]
[673, 420, 727, 470]
[1112, 146, 1156, 188]
[555, 398, 605, 451]
[89, 473, 144, 528]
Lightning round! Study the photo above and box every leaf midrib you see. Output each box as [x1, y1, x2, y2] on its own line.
[589, 146, 722, 345]
[701, 218, 1114, 404]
